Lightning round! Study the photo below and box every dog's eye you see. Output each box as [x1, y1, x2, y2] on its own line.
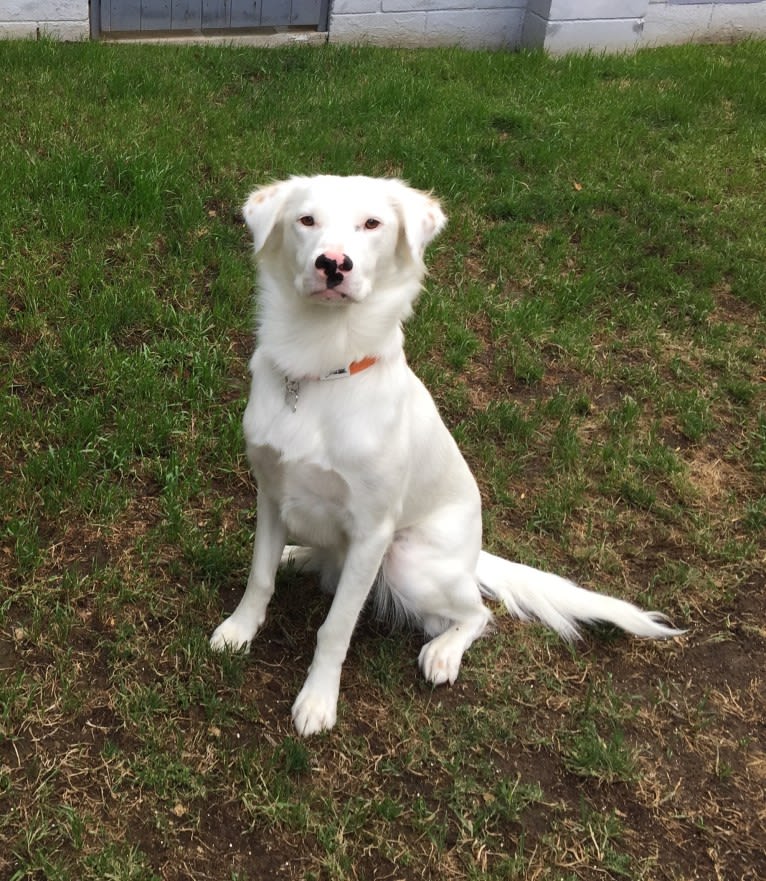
[299, 216, 315, 227]
[364, 218, 381, 230]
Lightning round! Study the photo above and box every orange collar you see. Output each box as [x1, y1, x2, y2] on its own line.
[284, 356, 379, 411]
[318, 356, 378, 381]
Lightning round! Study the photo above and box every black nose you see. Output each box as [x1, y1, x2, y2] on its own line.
[315, 253, 353, 290]
[315, 253, 353, 275]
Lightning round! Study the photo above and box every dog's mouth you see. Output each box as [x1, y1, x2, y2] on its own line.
[309, 287, 352, 303]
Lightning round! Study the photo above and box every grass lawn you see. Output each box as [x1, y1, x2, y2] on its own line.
[1, 36, 765, 881]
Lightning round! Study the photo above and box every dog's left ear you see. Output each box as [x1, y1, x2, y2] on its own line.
[390, 181, 447, 263]
[242, 179, 296, 255]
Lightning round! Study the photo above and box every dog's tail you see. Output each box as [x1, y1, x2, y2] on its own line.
[476, 551, 684, 641]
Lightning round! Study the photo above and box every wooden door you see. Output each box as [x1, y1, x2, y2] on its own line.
[99, 0, 327, 34]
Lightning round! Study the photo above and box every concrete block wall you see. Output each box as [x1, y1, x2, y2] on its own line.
[0, 0, 89, 39]
[328, 1, 528, 49]
[330, 0, 766, 51]
[644, 0, 766, 47]
[523, 0, 650, 54]
[1, 0, 765, 51]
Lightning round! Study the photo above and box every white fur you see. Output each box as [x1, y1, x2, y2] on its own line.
[210, 174, 683, 736]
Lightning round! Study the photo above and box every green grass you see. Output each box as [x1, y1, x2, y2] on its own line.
[1, 36, 765, 881]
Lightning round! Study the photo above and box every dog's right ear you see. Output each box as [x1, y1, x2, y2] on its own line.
[242, 180, 294, 255]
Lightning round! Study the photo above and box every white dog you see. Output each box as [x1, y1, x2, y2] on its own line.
[210, 175, 682, 736]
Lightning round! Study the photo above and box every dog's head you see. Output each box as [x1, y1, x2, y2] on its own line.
[242, 175, 446, 306]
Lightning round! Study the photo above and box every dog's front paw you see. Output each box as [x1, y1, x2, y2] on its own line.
[209, 614, 258, 653]
[291, 681, 339, 736]
[418, 634, 463, 686]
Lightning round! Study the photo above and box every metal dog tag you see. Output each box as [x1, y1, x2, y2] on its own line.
[285, 377, 300, 412]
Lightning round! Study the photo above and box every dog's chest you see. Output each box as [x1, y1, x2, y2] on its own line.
[242, 368, 363, 546]
[250, 442, 352, 546]
[242, 350, 410, 544]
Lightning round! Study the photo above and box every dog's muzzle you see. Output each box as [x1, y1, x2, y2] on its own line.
[315, 253, 353, 289]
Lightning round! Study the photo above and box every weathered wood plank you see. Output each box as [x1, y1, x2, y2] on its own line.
[290, 0, 320, 27]
[108, 0, 142, 31]
[141, 0, 171, 30]
[100, 0, 322, 33]
[171, 0, 202, 30]
[202, 0, 231, 29]
[230, 0, 261, 29]
[260, 0, 285, 27]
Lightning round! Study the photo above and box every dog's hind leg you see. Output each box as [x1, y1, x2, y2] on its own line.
[417, 592, 491, 686]
[281, 546, 343, 596]
[280, 545, 320, 570]
[382, 526, 491, 686]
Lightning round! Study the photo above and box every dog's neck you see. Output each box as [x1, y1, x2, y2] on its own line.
[254, 269, 417, 380]
[282, 355, 380, 412]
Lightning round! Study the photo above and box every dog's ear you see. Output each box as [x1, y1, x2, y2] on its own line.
[390, 181, 447, 263]
[242, 180, 295, 254]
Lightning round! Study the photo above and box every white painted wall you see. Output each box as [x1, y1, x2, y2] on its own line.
[0, 0, 89, 39]
[327, 1, 528, 49]
[329, 0, 766, 51]
[645, 0, 766, 47]
[2, 0, 765, 51]
[522, 0, 650, 54]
